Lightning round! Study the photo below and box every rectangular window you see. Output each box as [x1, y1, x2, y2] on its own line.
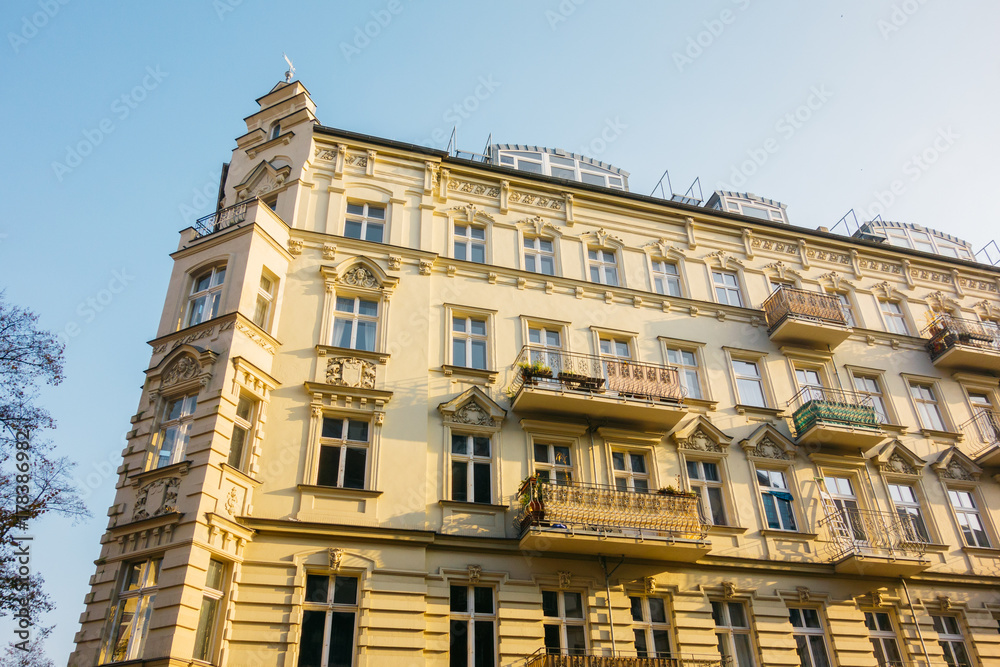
[713, 271, 743, 307]
[910, 382, 946, 431]
[853, 374, 890, 423]
[187, 265, 226, 327]
[542, 590, 587, 656]
[534, 443, 573, 485]
[948, 489, 991, 547]
[450, 585, 496, 667]
[789, 607, 831, 667]
[153, 394, 198, 469]
[887, 483, 930, 542]
[332, 296, 378, 352]
[193, 559, 226, 662]
[453, 316, 488, 370]
[931, 615, 973, 667]
[227, 394, 256, 471]
[345, 203, 386, 243]
[599, 337, 631, 359]
[317, 417, 370, 490]
[795, 368, 825, 402]
[667, 348, 702, 399]
[524, 237, 555, 275]
[757, 469, 796, 531]
[864, 611, 904, 667]
[99, 558, 161, 664]
[451, 434, 492, 504]
[630, 596, 672, 658]
[612, 451, 650, 493]
[252, 274, 275, 330]
[823, 475, 867, 542]
[967, 392, 1000, 443]
[299, 574, 359, 667]
[687, 460, 727, 526]
[652, 261, 681, 297]
[712, 600, 755, 667]
[588, 248, 618, 286]
[455, 224, 486, 263]
[880, 300, 909, 335]
[733, 359, 767, 408]
[834, 293, 856, 327]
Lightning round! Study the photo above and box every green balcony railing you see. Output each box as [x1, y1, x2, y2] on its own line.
[788, 386, 880, 436]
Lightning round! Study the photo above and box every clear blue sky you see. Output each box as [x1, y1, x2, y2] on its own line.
[2, 1, 998, 661]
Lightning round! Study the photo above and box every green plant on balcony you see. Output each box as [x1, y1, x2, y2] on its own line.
[657, 484, 696, 498]
[518, 360, 553, 381]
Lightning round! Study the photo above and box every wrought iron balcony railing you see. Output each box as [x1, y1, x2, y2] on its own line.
[819, 507, 928, 562]
[193, 199, 252, 238]
[923, 314, 1000, 359]
[761, 286, 848, 331]
[961, 409, 1000, 459]
[788, 386, 880, 435]
[509, 346, 685, 404]
[522, 648, 730, 667]
[515, 478, 709, 540]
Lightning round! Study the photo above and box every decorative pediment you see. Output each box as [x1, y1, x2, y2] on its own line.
[642, 238, 685, 259]
[234, 159, 292, 200]
[322, 257, 399, 293]
[762, 261, 802, 284]
[740, 424, 796, 460]
[146, 345, 217, 402]
[818, 271, 855, 292]
[580, 228, 624, 249]
[872, 281, 900, 301]
[932, 447, 981, 481]
[516, 215, 562, 237]
[872, 440, 925, 476]
[132, 476, 181, 521]
[671, 416, 732, 454]
[973, 299, 1000, 322]
[438, 386, 506, 428]
[926, 290, 961, 314]
[705, 250, 744, 271]
[449, 202, 495, 224]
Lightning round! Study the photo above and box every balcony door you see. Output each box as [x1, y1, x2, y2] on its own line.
[527, 327, 563, 385]
[795, 369, 825, 402]
[823, 476, 868, 546]
[599, 337, 632, 395]
[968, 392, 1000, 444]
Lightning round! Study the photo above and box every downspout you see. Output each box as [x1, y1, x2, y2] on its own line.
[900, 577, 933, 667]
[599, 556, 624, 655]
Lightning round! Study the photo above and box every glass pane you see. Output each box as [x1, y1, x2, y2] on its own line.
[543, 624, 561, 653]
[474, 620, 495, 667]
[332, 318, 353, 348]
[630, 454, 646, 473]
[734, 634, 755, 667]
[450, 619, 468, 667]
[634, 628, 649, 657]
[471, 340, 487, 369]
[794, 635, 813, 667]
[343, 447, 367, 489]
[366, 224, 385, 243]
[305, 574, 328, 603]
[708, 487, 727, 525]
[454, 338, 466, 365]
[473, 437, 490, 457]
[452, 434, 469, 455]
[473, 463, 491, 503]
[332, 576, 359, 605]
[298, 609, 326, 667]
[355, 321, 376, 351]
[553, 446, 571, 466]
[534, 444, 548, 463]
[471, 244, 485, 264]
[452, 462, 469, 502]
[648, 598, 666, 623]
[321, 418, 343, 439]
[564, 592, 583, 619]
[653, 629, 671, 656]
[612, 452, 626, 471]
[193, 596, 219, 660]
[347, 204, 365, 216]
[704, 462, 720, 481]
[344, 220, 363, 239]
[451, 585, 468, 612]
[474, 587, 494, 614]
[206, 560, 225, 591]
[809, 635, 830, 667]
[728, 603, 747, 627]
[687, 460, 701, 479]
[328, 611, 356, 667]
[316, 446, 341, 487]
[629, 596, 643, 622]
[358, 299, 378, 317]
[346, 420, 369, 441]
[565, 625, 587, 654]
[802, 608, 821, 628]
[455, 243, 468, 261]
[228, 425, 247, 468]
[542, 591, 559, 617]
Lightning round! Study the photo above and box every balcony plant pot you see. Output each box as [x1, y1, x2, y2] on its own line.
[519, 363, 553, 384]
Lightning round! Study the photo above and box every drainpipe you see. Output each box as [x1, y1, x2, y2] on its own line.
[901, 577, 933, 667]
[587, 421, 599, 483]
[599, 556, 618, 654]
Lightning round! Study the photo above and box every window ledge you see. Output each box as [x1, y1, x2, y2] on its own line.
[908, 541, 949, 552]
[439, 500, 510, 512]
[708, 525, 748, 535]
[317, 344, 389, 365]
[683, 397, 720, 411]
[961, 545, 1000, 556]
[760, 528, 818, 540]
[129, 460, 192, 486]
[919, 428, 963, 441]
[220, 462, 262, 487]
[735, 404, 784, 418]
[441, 365, 498, 384]
[297, 484, 383, 499]
[878, 423, 910, 435]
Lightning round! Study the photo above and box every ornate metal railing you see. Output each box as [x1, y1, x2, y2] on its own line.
[819, 507, 927, 562]
[522, 648, 730, 667]
[761, 286, 848, 331]
[193, 199, 252, 238]
[923, 314, 1000, 359]
[961, 409, 1000, 459]
[509, 346, 685, 403]
[515, 478, 709, 540]
[788, 386, 880, 435]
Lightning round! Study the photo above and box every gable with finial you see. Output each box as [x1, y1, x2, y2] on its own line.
[580, 228, 624, 249]
[449, 202, 495, 224]
[322, 256, 399, 294]
[671, 416, 732, 456]
[516, 215, 562, 238]
[818, 271, 855, 292]
[926, 290, 961, 315]
[438, 386, 506, 430]
[932, 447, 981, 482]
[642, 238, 685, 260]
[762, 261, 802, 285]
[705, 250, 744, 271]
[740, 423, 796, 461]
[233, 159, 292, 200]
[872, 440, 925, 477]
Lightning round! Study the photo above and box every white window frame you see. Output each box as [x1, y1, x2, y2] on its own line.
[886, 481, 931, 543]
[344, 201, 387, 243]
[454, 223, 487, 264]
[652, 260, 682, 297]
[99, 557, 162, 664]
[450, 584, 497, 667]
[450, 432, 494, 504]
[185, 264, 227, 328]
[931, 614, 974, 667]
[523, 235, 557, 276]
[227, 393, 257, 472]
[151, 393, 198, 469]
[612, 449, 651, 493]
[906, 379, 950, 432]
[629, 595, 673, 659]
[268, 122, 280, 140]
[879, 299, 910, 336]
[331, 295, 379, 352]
[829, 290, 859, 328]
[193, 559, 227, 663]
[789, 607, 832, 667]
[316, 416, 371, 490]
[851, 371, 893, 424]
[726, 351, 773, 410]
[252, 272, 276, 331]
[712, 599, 756, 667]
[452, 315, 489, 370]
[686, 459, 728, 526]
[299, 572, 360, 667]
[542, 589, 588, 656]
[712, 270, 744, 307]
[948, 488, 992, 548]
[863, 609, 906, 667]
[532, 440, 575, 486]
[756, 468, 797, 532]
[588, 247, 620, 286]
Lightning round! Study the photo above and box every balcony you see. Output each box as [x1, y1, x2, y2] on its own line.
[193, 199, 251, 238]
[523, 649, 729, 667]
[514, 478, 711, 561]
[788, 387, 886, 450]
[508, 347, 687, 428]
[923, 315, 1000, 372]
[961, 410, 1000, 467]
[761, 286, 851, 348]
[819, 508, 930, 576]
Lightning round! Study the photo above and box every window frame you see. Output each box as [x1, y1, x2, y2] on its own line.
[449, 432, 495, 504]
[946, 486, 993, 548]
[651, 259, 683, 297]
[542, 589, 588, 656]
[452, 315, 490, 370]
[587, 247, 620, 286]
[252, 271, 277, 332]
[454, 222, 488, 264]
[315, 415, 372, 490]
[878, 298, 911, 336]
[863, 609, 906, 667]
[628, 595, 674, 659]
[849, 368, 897, 425]
[712, 599, 757, 667]
[185, 263, 227, 329]
[885, 480, 933, 543]
[931, 614, 975, 667]
[788, 606, 833, 667]
[903, 376, 954, 433]
[344, 201, 387, 243]
[684, 458, 729, 526]
[522, 422, 587, 486]
[227, 393, 258, 472]
[712, 270, 744, 308]
[449, 583, 497, 667]
[298, 572, 361, 667]
[331, 295, 380, 353]
[725, 349, 776, 411]
[193, 558, 227, 663]
[522, 235, 558, 276]
[150, 393, 199, 470]
[99, 557, 162, 664]
[755, 467, 798, 532]
[611, 449, 652, 493]
[320, 262, 396, 361]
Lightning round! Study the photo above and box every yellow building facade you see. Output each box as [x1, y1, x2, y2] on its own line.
[70, 81, 1000, 667]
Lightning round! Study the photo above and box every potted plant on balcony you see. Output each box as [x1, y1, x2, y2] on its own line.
[656, 484, 696, 498]
[518, 360, 553, 383]
[517, 476, 544, 529]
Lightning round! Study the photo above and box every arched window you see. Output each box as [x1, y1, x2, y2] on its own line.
[269, 123, 281, 140]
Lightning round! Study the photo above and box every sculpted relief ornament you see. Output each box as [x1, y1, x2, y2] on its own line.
[341, 266, 379, 289]
[453, 401, 494, 426]
[883, 452, 917, 476]
[751, 437, 789, 460]
[327, 357, 377, 389]
[678, 429, 722, 453]
[161, 356, 200, 386]
[132, 477, 181, 521]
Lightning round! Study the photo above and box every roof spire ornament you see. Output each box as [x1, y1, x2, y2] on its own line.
[282, 53, 295, 83]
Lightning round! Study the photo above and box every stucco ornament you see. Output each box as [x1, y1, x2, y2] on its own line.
[132, 477, 181, 521]
[329, 548, 344, 571]
[341, 266, 379, 289]
[327, 357, 376, 388]
[679, 429, 721, 452]
[453, 402, 493, 426]
[161, 356, 199, 386]
[751, 437, 789, 460]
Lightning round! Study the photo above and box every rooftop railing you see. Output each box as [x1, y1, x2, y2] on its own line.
[923, 314, 1000, 359]
[509, 346, 685, 404]
[522, 648, 730, 667]
[515, 478, 708, 540]
[960, 409, 1000, 459]
[819, 507, 928, 562]
[761, 286, 849, 331]
[193, 199, 252, 238]
[787, 386, 880, 435]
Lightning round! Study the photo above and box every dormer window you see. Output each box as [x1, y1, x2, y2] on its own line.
[268, 123, 281, 140]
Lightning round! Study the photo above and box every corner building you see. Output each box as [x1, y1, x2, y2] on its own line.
[71, 81, 1000, 667]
